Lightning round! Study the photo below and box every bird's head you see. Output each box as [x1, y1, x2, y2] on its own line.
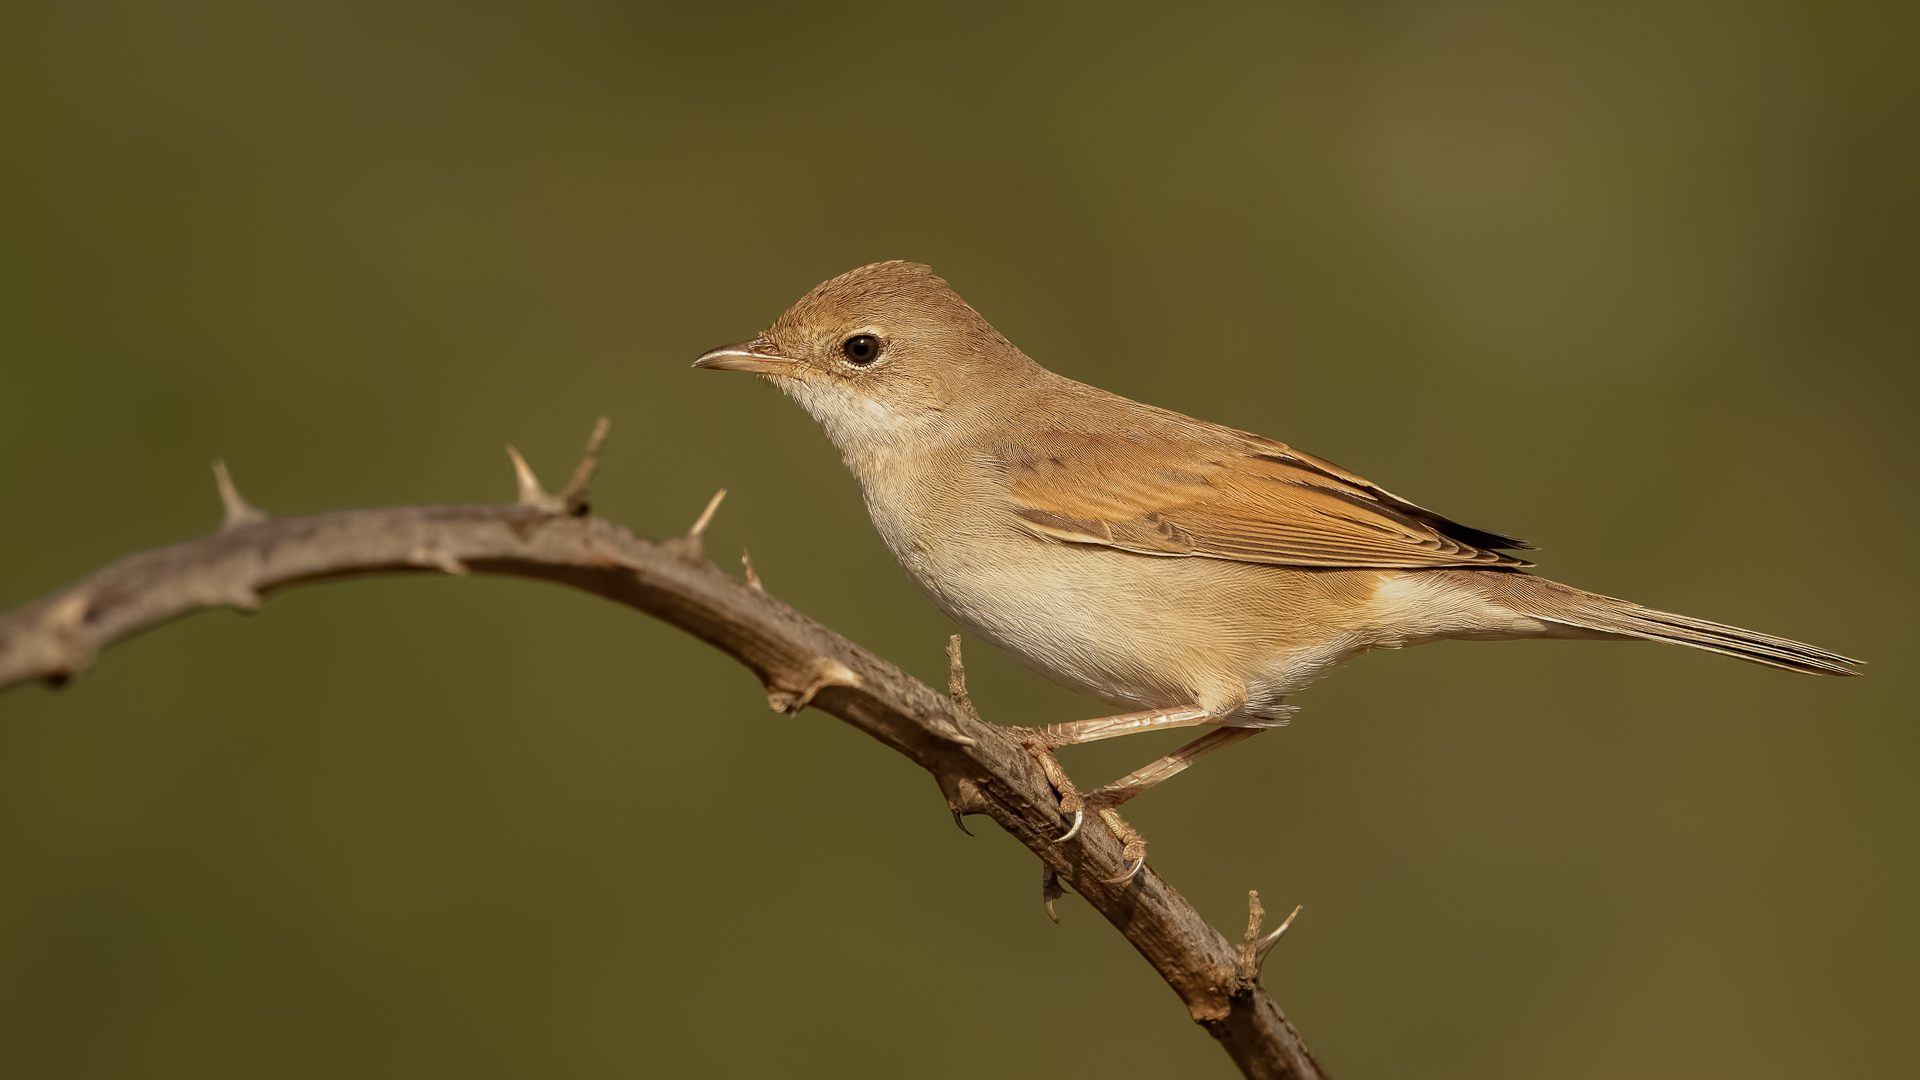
[694, 261, 1040, 456]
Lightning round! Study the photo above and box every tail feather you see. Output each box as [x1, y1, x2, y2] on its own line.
[1482, 573, 1863, 677]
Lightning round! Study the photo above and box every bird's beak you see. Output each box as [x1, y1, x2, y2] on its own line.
[692, 338, 802, 376]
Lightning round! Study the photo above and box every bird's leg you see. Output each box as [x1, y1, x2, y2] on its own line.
[1016, 706, 1212, 842]
[1090, 725, 1265, 808]
[1042, 705, 1213, 747]
[1089, 726, 1267, 882]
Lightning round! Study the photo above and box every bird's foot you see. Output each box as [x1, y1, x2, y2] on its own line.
[1041, 863, 1066, 923]
[1020, 723, 1268, 887]
[1015, 704, 1210, 844]
[1095, 803, 1148, 883]
[1019, 739, 1086, 841]
[1073, 728, 1270, 882]
[1034, 816, 1157, 917]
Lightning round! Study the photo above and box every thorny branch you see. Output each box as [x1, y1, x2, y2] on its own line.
[0, 421, 1325, 1080]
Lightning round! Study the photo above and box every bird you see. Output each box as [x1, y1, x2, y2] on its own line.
[694, 260, 1861, 881]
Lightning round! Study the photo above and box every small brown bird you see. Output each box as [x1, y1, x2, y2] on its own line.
[696, 261, 1860, 880]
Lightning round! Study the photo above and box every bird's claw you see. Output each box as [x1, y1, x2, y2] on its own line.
[1022, 739, 1088, 844]
[1102, 852, 1146, 884]
[1097, 807, 1147, 883]
[1042, 863, 1066, 923]
[1055, 809, 1084, 843]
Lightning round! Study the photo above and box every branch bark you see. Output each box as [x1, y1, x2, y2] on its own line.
[0, 435, 1327, 1080]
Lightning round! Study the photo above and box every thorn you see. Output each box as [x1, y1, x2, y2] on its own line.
[212, 461, 269, 531]
[584, 536, 645, 571]
[1255, 905, 1302, 970]
[767, 655, 862, 714]
[506, 445, 564, 512]
[40, 594, 99, 682]
[49, 592, 90, 629]
[411, 546, 468, 576]
[673, 488, 727, 563]
[741, 548, 764, 591]
[1238, 891, 1301, 984]
[1056, 809, 1084, 843]
[556, 417, 610, 516]
[1042, 864, 1066, 924]
[949, 804, 973, 836]
[688, 488, 726, 541]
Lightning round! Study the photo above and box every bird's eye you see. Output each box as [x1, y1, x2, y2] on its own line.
[842, 334, 881, 366]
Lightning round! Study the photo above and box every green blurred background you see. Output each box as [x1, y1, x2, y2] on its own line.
[1, 2, 1913, 1076]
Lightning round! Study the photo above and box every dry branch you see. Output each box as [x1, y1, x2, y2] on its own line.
[0, 425, 1326, 1080]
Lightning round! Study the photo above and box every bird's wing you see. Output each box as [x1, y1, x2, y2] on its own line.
[993, 429, 1535, 569]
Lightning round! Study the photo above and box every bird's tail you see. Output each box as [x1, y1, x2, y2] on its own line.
[1467, 571, 1863, 677]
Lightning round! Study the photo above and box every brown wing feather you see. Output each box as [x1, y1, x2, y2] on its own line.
[995, 429, 1533, 570]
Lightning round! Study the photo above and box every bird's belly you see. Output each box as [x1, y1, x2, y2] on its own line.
[889, 531, 1385, 723]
